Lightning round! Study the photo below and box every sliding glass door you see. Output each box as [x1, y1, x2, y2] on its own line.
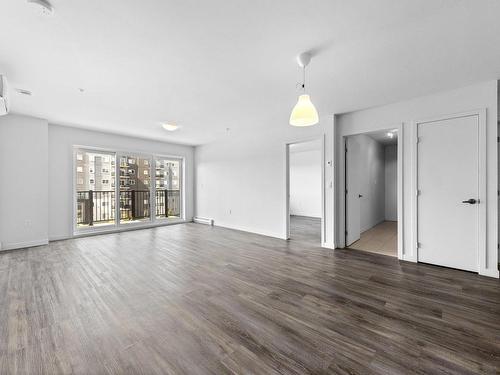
[119, 154, 152, 224]
[75, 149, 116, 228]
[74, 148, 184, 234]
[155, 157, 182, 219]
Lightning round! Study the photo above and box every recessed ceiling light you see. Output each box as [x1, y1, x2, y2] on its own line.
[162, 123, 178, 131]
[16, 88, 32, 96]
[387, 132, 394, 138]
[27, 0, 54, 15]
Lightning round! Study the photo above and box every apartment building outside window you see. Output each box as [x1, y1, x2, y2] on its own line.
[74, 147, 184, 232]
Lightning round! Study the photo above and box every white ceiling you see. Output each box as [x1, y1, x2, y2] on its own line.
[2, 0, 500, 145]
[367, 129, 398, 146]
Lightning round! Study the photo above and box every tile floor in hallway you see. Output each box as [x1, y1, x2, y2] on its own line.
[349, 221, 398, 257]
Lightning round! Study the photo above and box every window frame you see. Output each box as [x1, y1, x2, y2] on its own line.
[154, 155, 184, 221]
[73, 146, 186, 236]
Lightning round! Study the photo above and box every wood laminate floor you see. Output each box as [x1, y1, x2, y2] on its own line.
[290, 215, 321, 245]
[1, 223, 500, 374]
[349, 221, 398, 257]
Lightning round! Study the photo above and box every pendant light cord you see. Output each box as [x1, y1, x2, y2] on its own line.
[302, 66, 306, 93]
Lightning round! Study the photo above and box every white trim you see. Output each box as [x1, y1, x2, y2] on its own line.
[48, 234, 70, 241]
[0, 239, 48, 251]
[284, 135, 326, 245]
[214, 221, 286, 240]
[397, 123, 404, 260]
[336, 124, 404, 259]
[411, 109, 488, 275]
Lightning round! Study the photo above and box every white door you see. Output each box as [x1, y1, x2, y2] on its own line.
[345, 137, 361, 246]
[417, 115, 479, 272]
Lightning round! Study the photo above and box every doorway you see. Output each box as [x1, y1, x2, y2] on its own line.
[344, 129, 398, 257]
[285, 138, 324, 245]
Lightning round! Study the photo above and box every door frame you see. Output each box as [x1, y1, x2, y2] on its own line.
[410, 109, 487, 273]
[284, 135, 325, 245]
[340, 124, 404, 259]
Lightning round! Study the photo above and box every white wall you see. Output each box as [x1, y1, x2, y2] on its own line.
[0, 114, 49, 250]
[195, 125, 334, 244]
[48, 124, 195, 240]
[290, 149, 321, 218]
[335, 80, 498, 278]
[385, 144, 397, 221]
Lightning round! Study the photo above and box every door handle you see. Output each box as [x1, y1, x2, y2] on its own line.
[358, 194, 363, 198]
[461, 198, 479, 204]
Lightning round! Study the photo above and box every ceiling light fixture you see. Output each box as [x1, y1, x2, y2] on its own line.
[162, 123, 178, 132]
[27, 0, 54, 15]
[387, 132, 394, 138]
[289, 52, 319, 127]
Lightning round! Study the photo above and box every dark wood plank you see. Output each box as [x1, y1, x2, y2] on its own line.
[0, 220, 499, 374]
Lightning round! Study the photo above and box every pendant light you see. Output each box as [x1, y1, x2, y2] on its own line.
[289, 52, 319, 127]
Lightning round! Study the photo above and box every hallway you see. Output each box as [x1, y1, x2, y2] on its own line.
[348, 221, 397, 257]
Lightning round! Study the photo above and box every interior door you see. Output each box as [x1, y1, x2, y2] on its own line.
[417, 115, 479, 271]
[345, 137, 361, 246]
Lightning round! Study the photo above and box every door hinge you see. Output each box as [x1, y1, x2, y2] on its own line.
[497, 136, 500, 143]
[416, 242, 421, 249]
[416, 190, 421, 197]
[345, 230, 348, 235]
[345, 189, 348, 194]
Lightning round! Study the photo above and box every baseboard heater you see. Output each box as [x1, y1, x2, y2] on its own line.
[193, 217, 214, 226]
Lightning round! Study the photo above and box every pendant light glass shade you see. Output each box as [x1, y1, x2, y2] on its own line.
[289, 94, 319, 126]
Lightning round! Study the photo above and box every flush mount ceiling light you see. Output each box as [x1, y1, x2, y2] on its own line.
[27, 0, 54, 15]
[387, 132, 394, 138]
[289, 52, 319, 127]
[162, 123, 179, 131]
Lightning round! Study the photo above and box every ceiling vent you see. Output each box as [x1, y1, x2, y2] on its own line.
[0, 75, 10, 116]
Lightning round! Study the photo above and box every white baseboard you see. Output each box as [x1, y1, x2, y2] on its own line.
[214, 221, 286, 240]
[479, 268, 499, 279]
[49, 234, 70, 241]
[0, 239, 49, 251]
[322, 242, 335, 249]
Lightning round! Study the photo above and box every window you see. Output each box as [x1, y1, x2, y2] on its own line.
[74, 147, 183, 233]
[155, 157, 182, 219]
[119, 155, 151, 224]
[75, 149, 116, 229]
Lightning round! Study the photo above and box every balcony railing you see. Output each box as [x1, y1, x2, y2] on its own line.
[76, 189, 181, 226]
